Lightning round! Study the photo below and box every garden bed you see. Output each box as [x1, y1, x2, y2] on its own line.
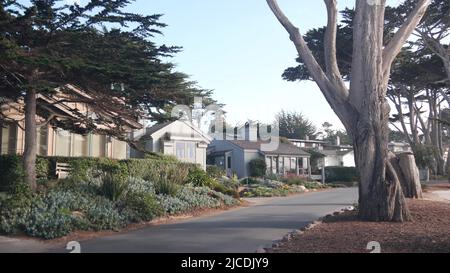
[268, 199, 450, 253]
[240, 178, 339, 198]
[0, 155, 241, 240]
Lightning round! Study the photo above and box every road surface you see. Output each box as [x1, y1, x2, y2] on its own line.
[48, 187, 358, 253]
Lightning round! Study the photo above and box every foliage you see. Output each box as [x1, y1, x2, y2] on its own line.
[154, 179, 180, 196]
[277, 110, 317, 139]
[125, 177, 156, 196]
[0, 154, 25, 192]
[36, 157, 50, 180]
[206, 165, 226, 179]
[124, 158, 194, 186]
[0, 0, 214, 136]
[98, 173, 128, 202]
[243, 186, 290, 198]
[248, 158, 267, 178]
[187, 168, 215, 188]
[282, 174, 308, 185]
[324, 167, 359, 183]
[0, 161, 240, 239]
[176, 186, 221, 210]
[156, 185, 239, 215]
[241, 177, 329, 198]
[119, 192, 163, 223]
[413, 145, 437, 169]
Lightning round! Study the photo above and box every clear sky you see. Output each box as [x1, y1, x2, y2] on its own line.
[126, 0, 353, 130]
[62, 0, 400, 129]
[123, 0, 401, 129]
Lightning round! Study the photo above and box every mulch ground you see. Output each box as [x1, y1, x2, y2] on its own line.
[269, 199, 450, 253]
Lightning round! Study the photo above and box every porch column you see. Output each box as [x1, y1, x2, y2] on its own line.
[296, 157, 300, 176]
[308, 157, 312, 177]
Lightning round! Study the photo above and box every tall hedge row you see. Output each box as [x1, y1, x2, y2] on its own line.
[324, 166, 359, 183]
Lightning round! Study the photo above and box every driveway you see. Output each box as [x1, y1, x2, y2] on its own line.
[45, 187, 357, 253]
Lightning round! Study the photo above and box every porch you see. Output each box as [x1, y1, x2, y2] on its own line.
[265, 155, 311, 177]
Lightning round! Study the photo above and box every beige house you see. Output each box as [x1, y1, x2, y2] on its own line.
[0, 84, 142, 159]
[136, 120, 212, 170]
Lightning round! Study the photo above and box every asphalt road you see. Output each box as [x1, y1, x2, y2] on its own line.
[47, 187, 358, 253]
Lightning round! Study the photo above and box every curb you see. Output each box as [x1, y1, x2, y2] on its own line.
[255, 206, 356, 253]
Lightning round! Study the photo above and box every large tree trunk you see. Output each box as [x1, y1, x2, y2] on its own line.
[350, 1, 410, 222]
[353, 109, 411, 222]
[266, 0, 431, 222]
[389, 152, 423, 199]
[23, 89, 37, 192]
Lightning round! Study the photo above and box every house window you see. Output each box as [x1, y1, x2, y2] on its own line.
[227, 156, 232, 169]
[290, 158, 297, 171]
[91, 135, 106, 157]
[187, 142, 196, 161]
[37, 126, 48, 156]
[73, 134, 88, 157]
[55, 130, 71, 157]
[176, 142, 196, 162]
[176, 142, 185, 159]
[1, 124, 10, 155]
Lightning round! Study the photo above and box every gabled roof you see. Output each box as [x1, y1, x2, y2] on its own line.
[145, 121, 174, 136]
[229, 140, 310, 157]
[145, 120, 212, 143]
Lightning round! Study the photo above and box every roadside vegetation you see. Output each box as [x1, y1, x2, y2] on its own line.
[0, 155, 240, 240]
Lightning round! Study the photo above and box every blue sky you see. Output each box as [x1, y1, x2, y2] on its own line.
[127, 0, 355, 130]
[68, 0, 399, 129]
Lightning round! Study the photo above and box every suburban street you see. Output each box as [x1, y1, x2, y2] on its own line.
[44, 188, 357, 253]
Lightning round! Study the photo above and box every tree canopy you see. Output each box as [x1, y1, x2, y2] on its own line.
[0, 0, 214, 136]
[276, 110, 317, 139]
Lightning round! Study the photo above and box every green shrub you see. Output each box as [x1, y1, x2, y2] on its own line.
[124, 159, 195, 185]
[156, 195, 190, 215]
[176, 186, 220, 210]
[249, 158, 267, 178]
[0, 192, 34, 234]
[98, 173, 128, 202]
[211, 191, 240, 206]
[154, 180, 180, 196]
[282, 174, 307, 185]
[324, 167, 359, 183]
[126, 177, 156, 195]
[85, 198, 125, 231]
[36, 157, 50, 179]
[413, 145, 436, 169]
[25, 206, 73, 240]
[187, 168, 215, 188]
[0, 155, 25, 192]
[302, 181, 327, 189]
[206, 165, 226, 179]
[120, 192, 163, 222]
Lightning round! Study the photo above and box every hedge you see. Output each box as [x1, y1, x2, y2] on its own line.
[248, 158, 267, 178]
[0, 154, 200, 192]
[324, 166, 359, 183]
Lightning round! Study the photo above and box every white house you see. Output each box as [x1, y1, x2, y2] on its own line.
[135, 120, 212, 170]
[319, 149, 356, 167]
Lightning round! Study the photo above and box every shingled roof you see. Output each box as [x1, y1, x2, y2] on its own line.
[229, 140, 310, 156]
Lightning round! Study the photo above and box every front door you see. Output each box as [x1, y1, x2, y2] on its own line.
[226, 155, 232, 177]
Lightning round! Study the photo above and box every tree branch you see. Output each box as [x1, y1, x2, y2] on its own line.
[324, 0, 344, 84]
[383, 0, 432, 76]
[266, 0, 349, 101]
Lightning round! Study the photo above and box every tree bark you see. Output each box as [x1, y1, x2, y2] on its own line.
[23, 88, 37, 192]
[389, 152, 423, 199]
[266, 0, 431, 222]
